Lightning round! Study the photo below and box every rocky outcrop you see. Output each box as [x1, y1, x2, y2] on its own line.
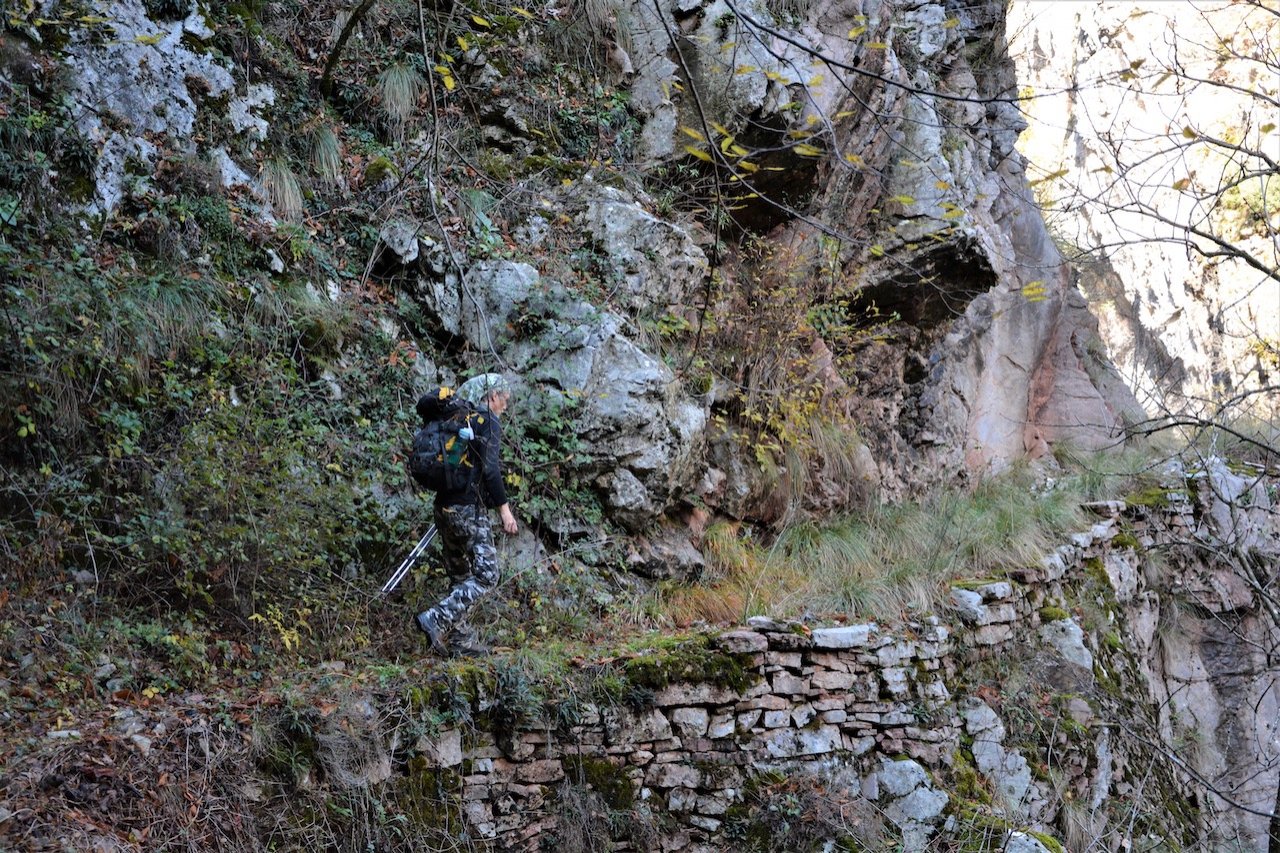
[386, 226, 709, 535]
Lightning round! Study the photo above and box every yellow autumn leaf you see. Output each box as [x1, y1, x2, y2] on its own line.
[727, 144, 749, 157]
[735, 65, 757, 75]
[457, 35, 470, 50]
[890, 194, 915, 205]
[844, 153, 865, 167]
[133, 33, 163, 45]
[710, 121, 732, 138]
[942, 16, 960, 28]
[719, 135, 736, 153]
[869, 244, 885, 257]
[684, 145, 713, 162]
[867, 41, 887, 49]
[935, 180, 951, 190]
[472, 14, 492, 27]
[848, 24, 867, 38]
[680, 126, 707, 141]
[737, 160, 759, 172]
[511, 6, 534, 16]
[793, 143, 823, 156]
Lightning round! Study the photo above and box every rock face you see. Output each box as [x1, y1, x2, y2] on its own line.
[1009, 0, 1280, 418]
[620, 0, 1144, 493]
[54, 0, 239, 214]
[390, 231, 709, 534]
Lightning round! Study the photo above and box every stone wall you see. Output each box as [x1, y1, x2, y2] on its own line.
[412, 502, 1208, 850]
[396, 468, 1280, 845]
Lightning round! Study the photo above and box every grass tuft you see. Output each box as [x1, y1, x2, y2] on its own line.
[309, 124, 343, 185]
[377, 62, 422, 134]
[263, 158, 304, 221]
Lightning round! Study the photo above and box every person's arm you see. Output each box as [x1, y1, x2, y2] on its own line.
[476, 415, 509, 509]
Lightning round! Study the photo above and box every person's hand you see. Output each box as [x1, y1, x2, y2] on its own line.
[499, 504, 518, 535]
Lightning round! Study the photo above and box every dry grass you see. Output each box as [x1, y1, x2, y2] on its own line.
[377, 62, 422, 137]
[263, 158, 304, 221]
[310, 124, 343, 185]
[664, 466, 1094, 625]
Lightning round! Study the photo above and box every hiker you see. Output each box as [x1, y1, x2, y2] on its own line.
[415, 373, 518, 656]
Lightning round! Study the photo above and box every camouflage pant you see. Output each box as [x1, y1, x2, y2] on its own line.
[424, 503, 499, 631]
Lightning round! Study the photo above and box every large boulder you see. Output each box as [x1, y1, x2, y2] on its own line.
[396, 250, 708, 533]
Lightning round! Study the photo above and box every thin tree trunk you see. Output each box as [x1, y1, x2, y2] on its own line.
[320, 0, 378, 99]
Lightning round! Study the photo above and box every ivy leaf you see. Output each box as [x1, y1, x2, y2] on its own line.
[0, 195, 19, 227]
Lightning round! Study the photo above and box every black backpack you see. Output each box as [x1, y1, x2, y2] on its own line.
[408, 387, 481, 492]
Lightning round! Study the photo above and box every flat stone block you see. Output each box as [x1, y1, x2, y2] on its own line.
[516, 759, 564, 784]
[671, 706, 710, 738]
[811, 670, 857, 691]
[763, 710, 790, 728]
[765, 651, 803, 669]
[717, 629, 768, 653]
[811, 624, 877, 649]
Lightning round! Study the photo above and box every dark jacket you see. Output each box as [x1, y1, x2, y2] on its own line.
[434, 408, 508, 509]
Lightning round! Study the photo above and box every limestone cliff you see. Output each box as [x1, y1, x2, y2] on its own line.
[1010, 0, 1280, 420]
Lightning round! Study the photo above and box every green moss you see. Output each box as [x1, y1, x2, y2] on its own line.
[951, 577, 1005, 591]
[950, 749, 992, 806]
[621, 636, 758, 694]
[363, 155, 399, 185]
[1029, 830, 1066, 853]
[397, 757, 463, 828]
[1039, 605, 1070, 622]
[1126, 486, 1173, 508]
[1110, 530, 1141, 550]
[563, 755, 634, 809]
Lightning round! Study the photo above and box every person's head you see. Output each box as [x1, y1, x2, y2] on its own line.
[458, 373, 512, 415]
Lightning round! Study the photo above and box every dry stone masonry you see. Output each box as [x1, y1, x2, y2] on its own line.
[387, 467, 1279, 850]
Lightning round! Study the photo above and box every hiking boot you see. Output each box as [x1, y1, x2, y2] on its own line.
[450, 620, 491, 657]
[415, 610, 449, 655]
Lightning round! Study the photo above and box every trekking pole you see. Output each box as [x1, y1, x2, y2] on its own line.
[381, 525, 437, 595]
